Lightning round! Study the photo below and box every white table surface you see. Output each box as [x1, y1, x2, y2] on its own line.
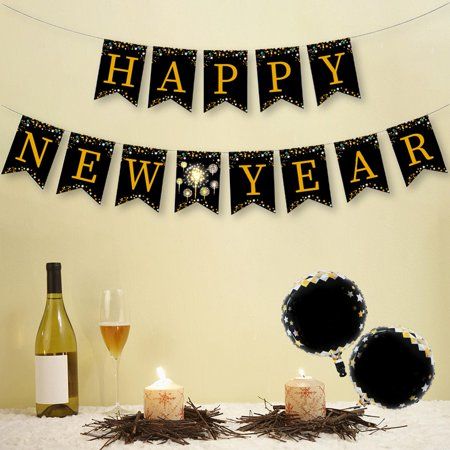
[0, 401, 449, 450]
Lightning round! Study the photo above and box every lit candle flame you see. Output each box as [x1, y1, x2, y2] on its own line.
[298, 368, 306, 378]
[157, 366, 166, 381]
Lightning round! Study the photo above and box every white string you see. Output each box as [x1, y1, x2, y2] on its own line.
[2, 3, 103, 40]
[2, 2, 449, 47]
[1, 103, 448, 152]
[351, 2, 449, 39]
[320, 103, 449, 147]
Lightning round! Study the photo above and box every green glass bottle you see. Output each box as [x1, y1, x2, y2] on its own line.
[35, 262, 78, 417]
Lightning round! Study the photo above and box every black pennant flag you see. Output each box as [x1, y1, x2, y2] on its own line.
[115, 146, 166, 211]
[229, 151, 275, 214]
[148, 47, 197, 111]
[204, 50, 247, 112]
[2, 116, 63, 188]
[307, 38, 360, 106]
[175, 151, 221, 213]
[94, 40, 147, 106]
[280, 146, 332, 212]
[387, 115, 447, 186]
[256, 47, 303, 111]
[335, 134, 389, 202]
[57, 133, 114, 204]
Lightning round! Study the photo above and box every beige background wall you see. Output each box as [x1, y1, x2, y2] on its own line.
[0, 0, 449, 408]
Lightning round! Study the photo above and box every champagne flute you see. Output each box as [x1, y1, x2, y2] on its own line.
[99, 288, 131, 417]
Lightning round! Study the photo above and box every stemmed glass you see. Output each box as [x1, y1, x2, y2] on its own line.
[99, 288, 131, 417]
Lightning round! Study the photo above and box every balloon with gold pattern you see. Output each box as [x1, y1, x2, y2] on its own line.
[349, 327, 434, 408]
[282, 271, 367, 377]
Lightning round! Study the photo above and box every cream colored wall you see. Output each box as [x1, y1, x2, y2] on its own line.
[0, 0, 449, 408]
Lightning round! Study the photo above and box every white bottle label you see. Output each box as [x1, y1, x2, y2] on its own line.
[35, 355, 69, 404]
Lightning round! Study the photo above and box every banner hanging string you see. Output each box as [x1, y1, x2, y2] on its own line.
[2, 2, 449, 47]
[1, 103, 448, 152]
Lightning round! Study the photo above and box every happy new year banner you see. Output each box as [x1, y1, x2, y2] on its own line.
[1, 108, 447, 213]
[4, 2, 447, 114]
[94, 39, 357, 111]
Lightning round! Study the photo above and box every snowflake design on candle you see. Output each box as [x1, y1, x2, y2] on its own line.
[298, 387, 314, 399]
[285, 402, 295, 414]
[285, 382, 326, 420]
[158, 392, 176, 408]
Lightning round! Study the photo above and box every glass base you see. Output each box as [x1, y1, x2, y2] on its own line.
[104, 404, 134, 418]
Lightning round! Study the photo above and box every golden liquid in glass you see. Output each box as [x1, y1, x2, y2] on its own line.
[100, 323, 130, 359]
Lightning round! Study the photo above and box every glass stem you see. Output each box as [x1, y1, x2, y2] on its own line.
[114, 357, 120, 410]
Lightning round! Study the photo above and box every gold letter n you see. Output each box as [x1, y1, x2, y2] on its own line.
[15, 131, 53, 168]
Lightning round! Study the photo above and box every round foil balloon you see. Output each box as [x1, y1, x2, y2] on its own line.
[282, 271, 367, 377]
[350, 327, 434, 408]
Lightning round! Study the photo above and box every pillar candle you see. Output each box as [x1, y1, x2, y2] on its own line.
[285, 369, 326, 420]
[144, 367, 184, 420]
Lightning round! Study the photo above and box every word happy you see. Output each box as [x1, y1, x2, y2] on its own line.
[94, 39, 361, 111]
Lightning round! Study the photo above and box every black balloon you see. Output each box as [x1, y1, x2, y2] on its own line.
[282, 271, 367, 377]
[350, 327, 434, 408]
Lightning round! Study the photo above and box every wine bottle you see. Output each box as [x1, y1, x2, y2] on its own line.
[35, 262, 78, 417]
